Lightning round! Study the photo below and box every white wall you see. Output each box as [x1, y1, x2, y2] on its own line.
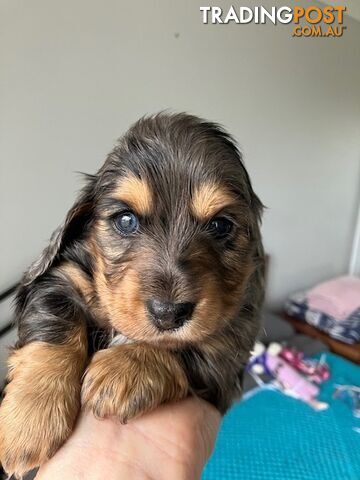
[1, 0, 360, 314]
[321, 0, 360, 22]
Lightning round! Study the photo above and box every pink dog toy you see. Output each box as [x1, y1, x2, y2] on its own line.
[279, 347, 330, 383]
[248, 342, 329, 410]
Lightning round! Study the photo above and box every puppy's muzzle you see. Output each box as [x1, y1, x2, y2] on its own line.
[146, 300, 195, 331]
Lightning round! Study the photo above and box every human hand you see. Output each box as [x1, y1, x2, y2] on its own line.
[35, 397, 221, 480]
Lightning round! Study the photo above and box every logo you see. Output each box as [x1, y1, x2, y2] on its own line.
[200, 5, 346, 37]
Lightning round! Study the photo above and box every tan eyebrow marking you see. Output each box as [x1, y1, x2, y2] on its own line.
[191, 182, 236, 221]
[113, 175, 153, 216]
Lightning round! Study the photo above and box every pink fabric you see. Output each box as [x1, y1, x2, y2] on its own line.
[307, 276, 360, 321]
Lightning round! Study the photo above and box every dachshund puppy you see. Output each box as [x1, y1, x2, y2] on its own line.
[0, 113, 265, 478]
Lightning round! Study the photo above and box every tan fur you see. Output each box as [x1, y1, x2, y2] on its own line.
[58, 261, 93, 303]
[95, 266, 150, 339]
[113, 174, 153, 216]
[91, 244, 249, 347]
[82, 344, 188, 423]
[90, 230, 154, 340]
[191, 182, 236, 221]
[0, 326, 88, 478]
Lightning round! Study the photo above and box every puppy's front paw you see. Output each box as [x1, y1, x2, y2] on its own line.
[0, 341, 85, 478]
[0, 379, 80, 478]
[81, 344, 188, 423]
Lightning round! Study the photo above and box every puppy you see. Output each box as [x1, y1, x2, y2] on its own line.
[0, 113, 265, 478]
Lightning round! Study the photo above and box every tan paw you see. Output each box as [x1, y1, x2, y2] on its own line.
[0, 380, 80, 478]
[81, 344, 188, 423]
[0, 338, 86, 478]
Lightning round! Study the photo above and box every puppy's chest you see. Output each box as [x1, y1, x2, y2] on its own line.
[109, 332, 135, 347]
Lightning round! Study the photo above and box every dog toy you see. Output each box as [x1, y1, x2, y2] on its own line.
[279, 347, 330, 383]
[248, 342, 328, 410]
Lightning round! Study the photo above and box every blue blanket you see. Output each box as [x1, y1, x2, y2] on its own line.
[285, 291, 360, 344]
[203, 353, 360, 480]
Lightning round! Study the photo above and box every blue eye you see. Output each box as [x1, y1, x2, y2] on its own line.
[207, 217, 233, 239]
[113, 212, 139, 236]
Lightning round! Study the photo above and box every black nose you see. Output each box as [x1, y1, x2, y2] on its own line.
[146, 300, 195, 331]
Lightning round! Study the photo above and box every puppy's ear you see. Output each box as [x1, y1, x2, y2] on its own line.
[23, 175, 97, 286]
[245, 176, 264, 222]
[229, 139, 264, 222]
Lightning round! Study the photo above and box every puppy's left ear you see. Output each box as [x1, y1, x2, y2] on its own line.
[23, 175, 97, 286]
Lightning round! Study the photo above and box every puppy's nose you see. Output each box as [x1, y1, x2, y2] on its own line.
[146, 300, 194, 331]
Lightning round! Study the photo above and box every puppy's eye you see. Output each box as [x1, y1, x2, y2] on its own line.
[207, 217, 233, 239]
[113, 212, 139, 236]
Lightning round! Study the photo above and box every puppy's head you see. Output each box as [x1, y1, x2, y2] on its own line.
[25, 113, 263, 347]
